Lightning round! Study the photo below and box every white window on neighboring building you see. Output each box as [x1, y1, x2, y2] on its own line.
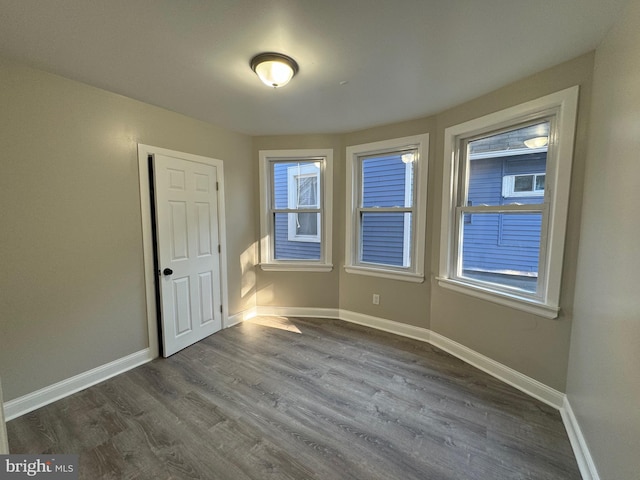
[502, 173, 546, 197]
[259, 149, 333, 271]
[287, 164, 320, 242]
[438, 86, 579, 318]
[345, 134, 429, 282]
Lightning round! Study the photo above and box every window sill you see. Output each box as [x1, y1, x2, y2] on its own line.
[436, 277, 559, 319]
[260, 263, 333, 273]
[344, 265, 424, 283]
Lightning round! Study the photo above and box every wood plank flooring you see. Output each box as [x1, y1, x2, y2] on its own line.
[7, 317, 581, 479]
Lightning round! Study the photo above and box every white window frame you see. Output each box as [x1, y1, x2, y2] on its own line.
[259, 149, 333, 272]
[287, 164, 321, 243]
[345, 134, 429, 283]
[502, 173, 546, 198]
[438, 86, 579, 318]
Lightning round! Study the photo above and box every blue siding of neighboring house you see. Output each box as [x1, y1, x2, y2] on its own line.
[463, 153, 546, 276]
[273, 163, 321, 260]
[361, 156, 407, 266]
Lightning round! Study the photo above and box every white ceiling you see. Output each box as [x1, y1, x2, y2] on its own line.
[0, 0, 628, 135]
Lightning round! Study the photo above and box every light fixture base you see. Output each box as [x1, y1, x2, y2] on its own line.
[250, 52, 299, 88]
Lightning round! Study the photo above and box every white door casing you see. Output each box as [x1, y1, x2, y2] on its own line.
[137, 145, 228, 359]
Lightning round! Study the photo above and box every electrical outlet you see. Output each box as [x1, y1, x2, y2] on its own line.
[372, 294, 380, 305]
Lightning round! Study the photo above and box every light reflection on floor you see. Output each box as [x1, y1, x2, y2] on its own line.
[244, 316, 302, 334]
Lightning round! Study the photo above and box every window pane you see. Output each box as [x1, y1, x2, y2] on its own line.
[362, 153, 414, 208]
[274, 213, 321, 260]
[297, 177, 318, 207]
[460, 212, 541, 294]
[361, 212, 411, 267]
[273, 161, 320, 209]
[535, 174, 545, 191]
[467, 121, 549, 206]
[296, 212, 317, 236]
[514, 175, 534, 192]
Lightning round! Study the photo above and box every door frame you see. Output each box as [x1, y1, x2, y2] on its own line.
[137, 144, 229, 358]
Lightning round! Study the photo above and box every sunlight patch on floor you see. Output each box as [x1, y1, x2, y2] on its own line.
[244, 316, 302, 334]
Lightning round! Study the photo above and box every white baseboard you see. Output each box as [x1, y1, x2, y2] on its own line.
[429, 331, 564, 409]
[338, 309, 431, 343]
[560, 396, 600, 480]
[226, 307, 258, 327]
[256, 306, 340, 320]
[4, 348, 155, 421]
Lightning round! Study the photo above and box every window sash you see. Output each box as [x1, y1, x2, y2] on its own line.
[259, 151, 332, 269]
[451, 204, 549, 300]
[438, 87, 578, 318]
[354, 153, 417, 270]
[271, 169, 324, 253]
[356, 210, 413, 269]
[345, 134, 428, 282]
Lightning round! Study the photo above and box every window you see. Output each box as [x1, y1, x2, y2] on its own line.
[287, 164, 320, 242]
[345, 134, 429, 282]
[502, 173, 545, 197]
[438, 87, 579, 318]
[259, 149, 333, 271]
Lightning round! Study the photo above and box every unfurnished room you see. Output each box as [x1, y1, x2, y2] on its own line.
[0, 1, 638, 479]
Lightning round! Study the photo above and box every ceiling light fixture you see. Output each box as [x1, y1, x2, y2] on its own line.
[250, 52, 299, 88]
[524, 136, 549, 149]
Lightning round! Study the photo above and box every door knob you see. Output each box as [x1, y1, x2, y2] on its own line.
[163, 268, 173, 276]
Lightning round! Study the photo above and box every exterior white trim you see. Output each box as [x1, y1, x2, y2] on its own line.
[259, 149, 334, 270]
[560, 397, 601, 480]
[502, 173, 546, 198]
[286, 164, 321, 243]
[469, 146, 548, 160]
[345, 134, 429, 279]
[4, 349, 154, 421]
[439, 86, 579, 317]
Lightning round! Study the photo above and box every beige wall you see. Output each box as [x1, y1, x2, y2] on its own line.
[0, 58, 255, 401]
[566, 1, 640, 478]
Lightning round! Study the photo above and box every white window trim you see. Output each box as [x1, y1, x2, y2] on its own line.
[287, 164, 321, 243]
[259, 149, 333, 272]
[345, 134, 429, 283]
[438, 86, 579, 318]
[502, 173, 546, 198]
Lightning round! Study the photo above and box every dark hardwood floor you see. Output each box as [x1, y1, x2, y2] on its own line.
[7, 316, 581, 479]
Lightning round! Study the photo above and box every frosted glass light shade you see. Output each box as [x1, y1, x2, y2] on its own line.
[524, 136, 549, 149]
[250, 53, 299, 88]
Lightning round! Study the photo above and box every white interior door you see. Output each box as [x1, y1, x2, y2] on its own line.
[153, 153, 222, 357]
